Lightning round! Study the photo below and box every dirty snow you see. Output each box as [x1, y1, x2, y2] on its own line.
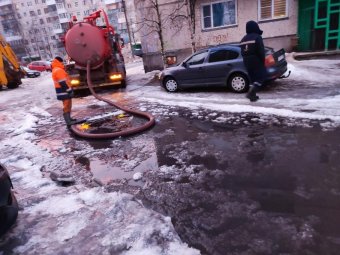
[0, 70, 200, 254]
[1, 54, 340, 254]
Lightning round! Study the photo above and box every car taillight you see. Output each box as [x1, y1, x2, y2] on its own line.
[265, 55, 275, 67]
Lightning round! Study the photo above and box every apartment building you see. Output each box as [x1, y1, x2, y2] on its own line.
[136, 0, 298, 72]
[0, 0, 138, 63]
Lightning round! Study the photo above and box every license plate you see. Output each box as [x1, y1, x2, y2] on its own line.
[278, 54, 284, 61]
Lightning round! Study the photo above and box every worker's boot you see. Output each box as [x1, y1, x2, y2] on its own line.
[69, 114, 86, 125]
[63, 112, 76, 126]
[246, 85, 259, 102]
[70, 116, 77, 122]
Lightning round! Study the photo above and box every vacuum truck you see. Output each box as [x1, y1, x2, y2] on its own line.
[0, 34, 25, 90]
[63, 10, 126, 92]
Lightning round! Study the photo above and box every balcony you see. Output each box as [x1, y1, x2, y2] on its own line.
[53, 27, 63, 34]
[56, 3, 67, 14]
[105, 0, 121, 4]
[46, 0, 56, 5]
[59, 17, 69, 24]
[0, 9, 14, 16]
[57, 7, 67, 15]
[4, 35, 23, 42]
[0, 0, 11, 7]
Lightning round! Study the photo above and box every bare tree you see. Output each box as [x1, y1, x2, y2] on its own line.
[135, 0, 186, 68]
[168, 0, 197, 53]
[186, 0, 197, 53]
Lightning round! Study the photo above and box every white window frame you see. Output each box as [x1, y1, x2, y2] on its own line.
[201, 0, 237, 30]
[258, 0, 288, 21]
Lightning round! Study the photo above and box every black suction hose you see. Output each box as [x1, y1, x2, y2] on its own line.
[70, 61, 155, 139]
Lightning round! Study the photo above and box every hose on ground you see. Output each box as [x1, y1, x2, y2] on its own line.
[70, 61, 155, 139]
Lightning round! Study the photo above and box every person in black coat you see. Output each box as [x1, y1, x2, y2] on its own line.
[240, 20, 267, 102]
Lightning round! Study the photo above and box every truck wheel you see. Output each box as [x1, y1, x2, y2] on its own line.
[121, 80, 126, 88]
[7, 82, 19, 89]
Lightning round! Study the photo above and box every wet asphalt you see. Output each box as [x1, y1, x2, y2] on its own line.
[136, 109, 340, 255]
[69, 101, 340, 255]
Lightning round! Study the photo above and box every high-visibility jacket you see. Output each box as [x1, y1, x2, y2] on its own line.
[51, 59, 73, 100]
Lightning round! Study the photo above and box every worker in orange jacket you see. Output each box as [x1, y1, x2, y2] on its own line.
[51, 56, 76, 126]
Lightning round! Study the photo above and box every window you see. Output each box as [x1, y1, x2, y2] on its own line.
[27, 2, 32, 6]
[208, 49, 239, 63]
[75, 2, 78, 7]
[186, 51, 209, 66]
[259, 0, 287, 20]
[38, 9, 41, 15]
[202, 0, 236, 29]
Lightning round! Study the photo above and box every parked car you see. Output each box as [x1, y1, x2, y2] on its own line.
[22, 67, 41, 78]
[159, 44, 289, 93]
[0, 163, 18, 237]
[27, 61, 52, 72]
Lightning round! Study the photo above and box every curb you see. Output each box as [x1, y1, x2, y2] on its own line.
[292, 50, 340, 60]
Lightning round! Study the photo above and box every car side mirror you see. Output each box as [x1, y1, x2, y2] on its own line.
[182, 62, 187, 68]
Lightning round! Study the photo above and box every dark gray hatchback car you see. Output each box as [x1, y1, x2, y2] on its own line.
[159, 44, 288, 93]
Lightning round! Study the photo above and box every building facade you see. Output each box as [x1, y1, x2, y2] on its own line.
[136, 0, 299, 72]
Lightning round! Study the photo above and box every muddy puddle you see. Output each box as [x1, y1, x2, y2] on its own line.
[135, 110, 340, 255]
[67, 102, 340, 254]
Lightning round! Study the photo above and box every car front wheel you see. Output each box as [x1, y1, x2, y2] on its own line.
[228, 73, 249, 93]
[163, 77, 178, 92]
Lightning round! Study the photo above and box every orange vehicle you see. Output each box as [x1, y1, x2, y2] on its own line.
[0, 33, 25, 89]
[62, 10, 126, 92]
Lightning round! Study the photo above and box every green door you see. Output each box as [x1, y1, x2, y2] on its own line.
[298, 0, 340, 51]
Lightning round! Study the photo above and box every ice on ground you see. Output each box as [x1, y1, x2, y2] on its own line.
[0, 74, 200, 254]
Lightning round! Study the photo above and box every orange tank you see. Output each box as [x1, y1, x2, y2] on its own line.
[64, 22, 111, 69]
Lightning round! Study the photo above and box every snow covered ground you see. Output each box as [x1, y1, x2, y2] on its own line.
[0, 54, 340, 254]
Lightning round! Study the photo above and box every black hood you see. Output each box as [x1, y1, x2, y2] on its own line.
[246, 20, 263, 35]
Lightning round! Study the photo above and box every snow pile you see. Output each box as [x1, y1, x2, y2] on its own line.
[9, 160, 199, 255]
[1, 146, 199, 255]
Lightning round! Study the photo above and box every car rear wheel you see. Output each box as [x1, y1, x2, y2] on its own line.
[228, 73, 249, 93]
[164, 77, 178, 92]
